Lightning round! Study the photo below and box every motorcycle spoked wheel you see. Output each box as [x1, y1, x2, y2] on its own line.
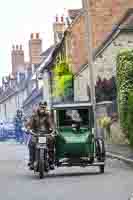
[39, 149, 45, 179]
[38, 148, 49, 179]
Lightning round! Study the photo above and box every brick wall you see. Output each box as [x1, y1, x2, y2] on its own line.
[89, 0, 133, 48]
[66, 15, 88, 74]
[67, 0, 133, 74]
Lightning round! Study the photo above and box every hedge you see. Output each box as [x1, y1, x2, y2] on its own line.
[117, 49, 133, 145]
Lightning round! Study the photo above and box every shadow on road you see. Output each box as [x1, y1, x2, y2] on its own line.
[19, 169, 111, 181]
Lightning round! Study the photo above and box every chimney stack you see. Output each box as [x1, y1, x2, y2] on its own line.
[53, 14, 66, 44]
[11, 44, 25, 75]
[29, 32, 42, 65]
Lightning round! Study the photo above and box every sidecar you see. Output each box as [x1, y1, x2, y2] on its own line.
[52, 102, 107, 173]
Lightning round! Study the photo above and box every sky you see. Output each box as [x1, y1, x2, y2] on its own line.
[0, 0, 82, 81]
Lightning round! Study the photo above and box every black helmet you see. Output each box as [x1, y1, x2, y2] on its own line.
[17, 109, 22, 114]
[39, 101, 47, 108]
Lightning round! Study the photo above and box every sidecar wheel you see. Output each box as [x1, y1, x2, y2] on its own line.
[99, 165, 104, 174]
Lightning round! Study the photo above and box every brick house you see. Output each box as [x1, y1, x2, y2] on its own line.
[87, 0, 133, 48]
[74, 9, 133, 102]
[65, 0, 133, 74]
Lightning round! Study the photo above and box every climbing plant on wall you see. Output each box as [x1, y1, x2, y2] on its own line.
[52, 59, 73, 101]
[117, 49, 133, 144]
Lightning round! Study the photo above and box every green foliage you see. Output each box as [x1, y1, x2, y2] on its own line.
[117, 50, 133, 145]
[52, 58, 73, 98]
[53, 59, 70, 76]
[127, 92, 133, 146]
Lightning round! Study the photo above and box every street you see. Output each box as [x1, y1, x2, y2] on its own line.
[0, 143, 132, 200]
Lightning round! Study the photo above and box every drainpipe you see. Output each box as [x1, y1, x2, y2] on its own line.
[82, 0, 97, 137]
[48, 71, 53, 111]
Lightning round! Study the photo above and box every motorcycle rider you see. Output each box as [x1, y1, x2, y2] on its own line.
[26, 101, 55, 170]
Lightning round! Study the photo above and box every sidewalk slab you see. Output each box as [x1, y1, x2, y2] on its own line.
[106, 152, 133, 166]
[106, 143, 133, 166]
[106, 143, 133, 159]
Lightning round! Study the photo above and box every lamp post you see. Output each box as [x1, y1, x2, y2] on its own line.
[82, 0, 97, 136]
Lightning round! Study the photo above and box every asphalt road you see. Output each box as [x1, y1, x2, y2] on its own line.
[0, 142, 133, 200]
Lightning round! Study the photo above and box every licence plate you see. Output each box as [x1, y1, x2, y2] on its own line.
[38, 137, 46, 144]
[37, 144, 46, 149]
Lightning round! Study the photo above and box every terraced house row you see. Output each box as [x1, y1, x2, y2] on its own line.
[1, 0, 133, 121]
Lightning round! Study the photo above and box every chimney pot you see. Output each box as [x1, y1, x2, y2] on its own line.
[16, 45, 18, 50]
[20, 45, 22, 50]
[36, 33, 39, 39]
[61, 16, 64, 23]
[12, 45, 15, 50]
[56, 15, 58, 22]
[31, 33, 33, 39]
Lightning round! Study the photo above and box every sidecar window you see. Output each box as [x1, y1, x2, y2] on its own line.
[58, 109, 91, 128]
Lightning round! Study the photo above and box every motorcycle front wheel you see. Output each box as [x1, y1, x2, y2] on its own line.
[39, 149, 44, 179]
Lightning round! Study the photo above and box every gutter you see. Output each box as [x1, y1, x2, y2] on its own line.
[106, 152, 133, 166]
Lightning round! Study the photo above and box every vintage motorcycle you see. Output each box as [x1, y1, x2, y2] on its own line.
[26, 129, 54, 179]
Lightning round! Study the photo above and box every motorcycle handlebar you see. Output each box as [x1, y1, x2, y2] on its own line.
[29, 129, 55, 137]
[22, 127, 56, 136]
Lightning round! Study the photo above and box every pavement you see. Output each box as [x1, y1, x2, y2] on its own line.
[0, 142, 132, 200]
[106, 143, 133, 165]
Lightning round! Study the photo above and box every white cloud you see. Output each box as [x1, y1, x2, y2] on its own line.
[0, 0, 82, 79]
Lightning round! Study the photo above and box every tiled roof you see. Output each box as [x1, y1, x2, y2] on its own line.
[23, 88, 43, 107]
[0, 72, 32, 103]
[31, 42, 62, 78]
[68, 9, 82, 20]
[32, 45, 56, 80]
[0, 87, 17, 103]
[40, 45, 56, 57]
[120, 13, 133, 30]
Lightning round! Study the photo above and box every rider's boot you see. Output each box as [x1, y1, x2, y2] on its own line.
[28, 161, 31, 166]
[49, 161, 55, 170]
[49, 152, 55, 170]
[28, 142, 35, 170]
[29, 162, 34, 170]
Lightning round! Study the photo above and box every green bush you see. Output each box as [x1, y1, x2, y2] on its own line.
[117, 49, 133, 145]
[127, 92, 133, 146]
